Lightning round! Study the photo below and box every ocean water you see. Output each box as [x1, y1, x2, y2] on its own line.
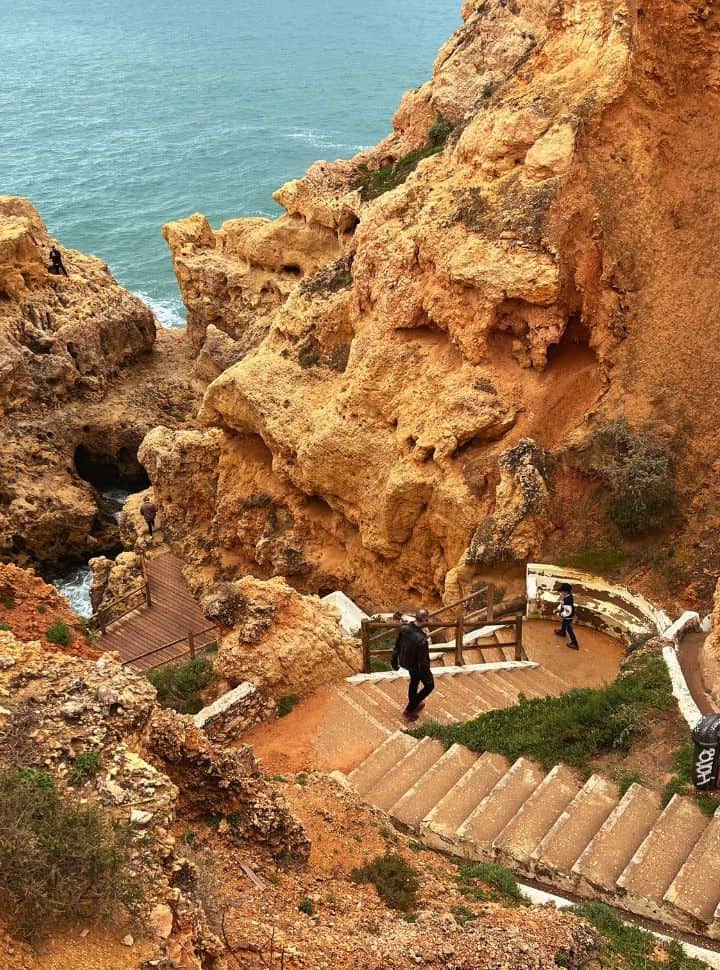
[2, 0, 460, 326]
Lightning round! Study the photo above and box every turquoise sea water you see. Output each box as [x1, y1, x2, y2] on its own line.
[2, 0, 460, 325]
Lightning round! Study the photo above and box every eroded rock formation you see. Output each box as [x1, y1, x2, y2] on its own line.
[147, 0, 720, 611]
[0, 198, 202, 569]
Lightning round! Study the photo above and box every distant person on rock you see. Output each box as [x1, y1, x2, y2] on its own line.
[554, 582, 579, 650]
[140, 497, 157, 536]
[48, 246, 69, 277]
[391, 608, 435, 721]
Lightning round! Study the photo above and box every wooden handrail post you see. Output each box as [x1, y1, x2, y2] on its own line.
[361, 619, 371, 674]
[188, 628, 196, 661]
[486, 584, 495, 622]
[141, 555, 152, 607]
[515, 614, 523, 661]
[99, 609, 107, 635]
[454, 610, 465, 667]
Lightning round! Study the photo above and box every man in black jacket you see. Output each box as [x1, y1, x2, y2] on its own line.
[391, 609, 435, 722]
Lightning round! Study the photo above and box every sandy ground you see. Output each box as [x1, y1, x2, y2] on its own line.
[522, 618, 625, 688]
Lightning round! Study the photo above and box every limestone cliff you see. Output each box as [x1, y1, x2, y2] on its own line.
[154, 0, 720, 609]
[0, 198, 202, 568]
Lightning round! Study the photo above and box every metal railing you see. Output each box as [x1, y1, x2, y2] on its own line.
[359, 584, 527, 673]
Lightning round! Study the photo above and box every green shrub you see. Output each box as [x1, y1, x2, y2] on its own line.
[36, 604, 47, 615]
[557, 543, 627, 577]
[355, 115, 454, 201]
[1, 595, 15, 609]
[278, 694, 301, 718]
[147, 657, 213, 715]
[350, 852, 420, 912]
[572, 901, 706, 969]
[46, 620, 72, 646]
[617, 771, 644, 796]
[590, 420, 677, 536]
[412, 654, 673, 772]
[451, 904, 476, 925]
[70, 750, 102, 786]
[0, 624, 10, 632]
[457, 862, 523, 903]
[0, 768, 140, 939]
[298, 896, 314, 916]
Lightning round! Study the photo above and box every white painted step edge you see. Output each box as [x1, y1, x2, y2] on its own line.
[347, 661, 537, 684]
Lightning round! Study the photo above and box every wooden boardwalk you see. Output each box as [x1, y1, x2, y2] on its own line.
[97, 552, 217, 671]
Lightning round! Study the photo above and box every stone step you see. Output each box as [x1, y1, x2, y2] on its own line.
[664, 810, 720, 926]
[452, 672, 513, 710]
[467, 671, 519, 708]
[354, 682, 403, 726]
[572, 784, 662, 895]
[429, 678, 477, 719]
[494, 667, 550, 700]
[446, 673, 500, 714]
[617, 795, 709, 921]
[493, 764, 581, 870]
[391, 744, 478, 829]
[347, 731, 416, 796]
[365, 737, 446, 812]
[485, 670, 525, 704]
[335, 688, 391, 744]
[456, 757, 545, 858]
[494, 627, 517, 646]
[373, 677, 459, 723]
[420, 751, 509, 852]
[477, 644, 506, 663]
[527, 666, 573, 696]
[427, 680, 469, 721]
[533, 774, 619, 887]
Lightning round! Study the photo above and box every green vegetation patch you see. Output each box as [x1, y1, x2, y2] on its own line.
[588, 419, 678, 537]
[570, 901, 706, 969]
[277, 694, 301, 718]
[0, 768, 140, 939]
[147, 656, 213, 715]
[557, 543, 627, 577]
[354, 114, 454, 201]
[457, 861, 524, 904]
[70, 750, 102, 786]
[298, 896, 314, 916]
[350, 852, 420, 912]
[46, 619, 72, 646]
[411, 654, 673, 772]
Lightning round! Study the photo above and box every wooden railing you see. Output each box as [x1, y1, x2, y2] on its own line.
[88, 554, 152, 634]
[359, 585, 527, 673]
[121, 623, 219, 671]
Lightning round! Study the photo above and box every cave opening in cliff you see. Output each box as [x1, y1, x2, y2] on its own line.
[74, 442, 150, 492]
[546, 312, 594, 369]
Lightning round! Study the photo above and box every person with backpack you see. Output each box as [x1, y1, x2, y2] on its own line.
[554, 582, 579, 650]
[140, 496, 158, 536]
[391, 608, 435, 721]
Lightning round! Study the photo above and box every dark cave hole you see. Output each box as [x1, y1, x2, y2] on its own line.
[73, 443, 150, 491]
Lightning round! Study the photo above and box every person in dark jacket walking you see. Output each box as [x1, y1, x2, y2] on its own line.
[140, 497, 157, 536]
[554, 582, 579, 650]
[391, 608, 435, 721]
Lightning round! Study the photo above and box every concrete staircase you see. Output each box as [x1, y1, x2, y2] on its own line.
[344, 733, 720, 940]
[337, 662, 572, 735]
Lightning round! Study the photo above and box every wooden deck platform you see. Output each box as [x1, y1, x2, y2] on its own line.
[97, 552, 216, 670]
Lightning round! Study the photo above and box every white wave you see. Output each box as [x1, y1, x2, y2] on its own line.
[52, 566, 93, 619]
[134, 291, 186, 330]
[283, 128, 368, 153]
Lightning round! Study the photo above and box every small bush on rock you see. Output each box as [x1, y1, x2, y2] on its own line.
[590, 420, 678, 536]
[0, 768, 140, 939]
[350, 852, 420, 912]
[147, 657, 213, 715]
[70, 750, 102, 786]
[457, 861, 523, 904]
[46, 620, 72, 645]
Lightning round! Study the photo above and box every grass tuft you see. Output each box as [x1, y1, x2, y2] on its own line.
[46, 620, 72, 646]
[572, 901, 706, 969]
[350, 852, 420, 912]
[457, 861, 524, 904]
[278, 694, 301, 718]
[70, 750, 102, 786]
